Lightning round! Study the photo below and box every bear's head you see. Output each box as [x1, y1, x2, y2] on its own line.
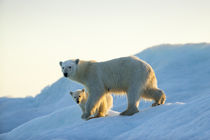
[69, 89, 86, 104]
[59, 59, 79, 78]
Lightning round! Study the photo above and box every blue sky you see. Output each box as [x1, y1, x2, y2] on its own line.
[0, 0, 210, 97]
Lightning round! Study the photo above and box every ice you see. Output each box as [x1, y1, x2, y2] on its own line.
[0, 43, 210, 140]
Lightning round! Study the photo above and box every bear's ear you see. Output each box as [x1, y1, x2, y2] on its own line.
[75, 59, 80, 65]
[82, 89, 85, 92]
[59, 61, 63, 66]
[69, 91, 73, 96]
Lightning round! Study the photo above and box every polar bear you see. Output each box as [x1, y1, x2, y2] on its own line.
[59, 56, 166, 120]
[70, 89, 113, 119]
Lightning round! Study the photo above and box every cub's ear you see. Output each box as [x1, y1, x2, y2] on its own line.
[75, 59, 80, 65]
[69, 91, 73, 96]
[59, 61, 63, 66]
[82, 89, 85, 92]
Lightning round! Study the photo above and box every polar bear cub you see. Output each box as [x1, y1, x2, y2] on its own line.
[70, 89, 113, 118]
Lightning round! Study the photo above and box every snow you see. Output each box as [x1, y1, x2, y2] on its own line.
[0, 43, 210, 140]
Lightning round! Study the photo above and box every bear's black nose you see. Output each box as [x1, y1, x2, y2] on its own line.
[64, 73, 68, 77]
[77, 100, 79, 104]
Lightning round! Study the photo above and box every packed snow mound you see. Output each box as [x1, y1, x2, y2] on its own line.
[0, 78, 83, 134]
[0, 43, 210, 140]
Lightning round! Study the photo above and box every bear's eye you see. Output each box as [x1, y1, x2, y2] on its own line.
[79, 96, 81, 98]
[62, 67, 64, 69]
[68, 66, 72, 69]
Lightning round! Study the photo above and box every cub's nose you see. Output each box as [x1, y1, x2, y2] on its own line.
[64, 73, 68, 77]
[77, 100, 79, 104]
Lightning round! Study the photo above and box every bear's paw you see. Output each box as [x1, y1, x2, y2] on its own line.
[81, 112, 90, 120]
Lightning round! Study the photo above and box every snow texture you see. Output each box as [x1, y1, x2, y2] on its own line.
[0, 43, 210, 140]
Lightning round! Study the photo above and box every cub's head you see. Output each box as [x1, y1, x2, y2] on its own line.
[59, 59, 79, 78]
[69, 89, 86, 104]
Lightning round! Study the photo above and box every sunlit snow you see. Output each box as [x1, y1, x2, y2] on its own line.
[0, 43, 210, 140]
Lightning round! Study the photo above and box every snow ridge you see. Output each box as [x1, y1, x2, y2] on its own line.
[0, 43, 210, 140]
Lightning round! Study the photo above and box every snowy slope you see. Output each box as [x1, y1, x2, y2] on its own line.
[0, 43, 210, 140]
[0, 78, 83, 134]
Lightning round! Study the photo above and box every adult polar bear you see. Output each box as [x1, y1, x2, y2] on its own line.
[60, 56, 166, 120]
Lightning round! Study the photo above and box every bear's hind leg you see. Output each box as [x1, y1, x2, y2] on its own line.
[142, 88, 166, 107]
[120, 87, 141, 116]
[152, 89, 166, 107]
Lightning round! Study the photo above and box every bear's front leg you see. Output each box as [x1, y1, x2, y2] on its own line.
[82, 89, 104, 120]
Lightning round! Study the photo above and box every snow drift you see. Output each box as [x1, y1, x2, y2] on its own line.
[0, 43, 210, 140]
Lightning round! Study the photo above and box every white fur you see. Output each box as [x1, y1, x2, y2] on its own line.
[60, 56, 166, 120]
[70, 89, 113, 119]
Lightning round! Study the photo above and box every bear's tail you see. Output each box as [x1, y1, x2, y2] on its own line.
[141, 88, 166, 107]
